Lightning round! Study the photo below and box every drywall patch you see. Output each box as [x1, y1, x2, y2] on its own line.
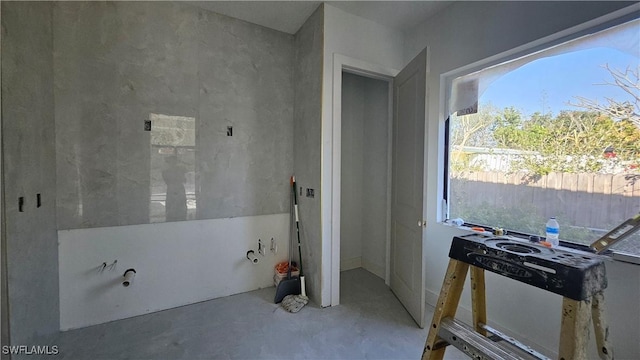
[58, 213, 289, 330]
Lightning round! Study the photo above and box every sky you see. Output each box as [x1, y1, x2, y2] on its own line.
[479, 24, 639, 117]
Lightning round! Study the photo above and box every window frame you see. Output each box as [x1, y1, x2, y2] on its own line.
[441, 8, 640, 264]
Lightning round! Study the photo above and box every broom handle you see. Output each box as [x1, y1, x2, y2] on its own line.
[291, 176, 303, 277]
[300, 276, 307, 297]
[286, 179, 294, 279]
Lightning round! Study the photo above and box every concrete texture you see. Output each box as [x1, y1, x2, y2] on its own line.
[341, 73, 389, 277]
[1, 1, 59, 345]
[53, 1, 294, 229]
[0, 2, 8, 355]
[293, 5, 324, 305]
[196, 8, 294, 221]
[41, 268, 465, 360]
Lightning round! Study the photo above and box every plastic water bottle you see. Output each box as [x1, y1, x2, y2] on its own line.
[545, 217, 560, 248]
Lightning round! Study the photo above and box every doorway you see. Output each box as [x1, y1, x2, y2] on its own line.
[329, 51, 428, 328]
[339, 72, 391, 281]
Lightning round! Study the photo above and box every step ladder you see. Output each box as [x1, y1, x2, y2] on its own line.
[422, 234, 613, 360]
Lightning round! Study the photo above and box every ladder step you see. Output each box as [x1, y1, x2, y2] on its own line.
[480, 323, 550, 360]
[438, 318, 538, 360]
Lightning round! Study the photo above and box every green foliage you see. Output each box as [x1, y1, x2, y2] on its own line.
[455, 106, 640, 176]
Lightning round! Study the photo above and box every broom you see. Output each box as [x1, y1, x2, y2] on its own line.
[274, 176, 301, 303]
[281, 176, 308, 313]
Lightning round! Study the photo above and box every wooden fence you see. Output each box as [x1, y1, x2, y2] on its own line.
[451, 172, 640, 231]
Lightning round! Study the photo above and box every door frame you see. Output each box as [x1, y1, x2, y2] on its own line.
[330, 53, 399, 306]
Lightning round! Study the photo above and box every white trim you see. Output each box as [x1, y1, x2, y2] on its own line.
[330, 53, 399, 306]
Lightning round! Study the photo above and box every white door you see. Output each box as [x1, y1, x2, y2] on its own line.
[390, 49, 427, 328]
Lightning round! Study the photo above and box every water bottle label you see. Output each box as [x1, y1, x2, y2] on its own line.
[546, 226, 559, 234]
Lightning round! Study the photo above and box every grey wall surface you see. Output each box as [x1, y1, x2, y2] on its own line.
[340, 73, 388, 275]
[54, 2, 294, 229]
[0, 1, 8, 354]
[360, 76, 389, 274]
[293, 5, 324, 303]
[1, 1, 59, 345]
[340, 73, 364, 264]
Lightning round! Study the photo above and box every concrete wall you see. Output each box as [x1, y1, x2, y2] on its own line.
[404, 1, 640, 358]
[50, 1, 296, 327]
[54, 1, 294, 230]
[1, 0, 300, 335]
[0, 1, 8, 354]
[340, 72, 388, 278]
[293, 5, 324, 305]
[1, 1, 59, 345]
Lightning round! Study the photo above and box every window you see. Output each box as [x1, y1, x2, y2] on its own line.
[445, 17, 640, 257]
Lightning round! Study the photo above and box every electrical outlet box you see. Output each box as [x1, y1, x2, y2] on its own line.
[258, 239, 265, 256]
[270, 238, 277, 254]
[306, 188, 315, 198]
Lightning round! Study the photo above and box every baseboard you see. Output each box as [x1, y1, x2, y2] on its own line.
[340, 256, 362, 271]
[362, 259, 385, 279]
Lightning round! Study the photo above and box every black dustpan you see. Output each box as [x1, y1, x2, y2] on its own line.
[274, 268, 300, 303]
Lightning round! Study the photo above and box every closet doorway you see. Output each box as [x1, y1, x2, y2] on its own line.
[339, 71, 392, 282]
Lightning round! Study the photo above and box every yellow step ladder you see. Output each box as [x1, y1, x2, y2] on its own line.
[422, 235, 612, 360]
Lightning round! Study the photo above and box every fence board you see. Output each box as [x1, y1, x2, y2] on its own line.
[592, 175, 609, 228]
[633, 176, 640, 217]
[610, 175, 627, 225]
[575, 173, 593, 228]
[562, 173, 578, 225]
[453, 171, 639, 232]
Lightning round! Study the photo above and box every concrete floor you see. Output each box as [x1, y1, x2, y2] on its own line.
[41, 268, 466, 360]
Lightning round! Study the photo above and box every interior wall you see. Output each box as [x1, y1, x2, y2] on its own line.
[340, 73, 364, 271]
[49, 1, 297, 328]
[1, 1, 59, 345]
[58, 214, 289, 330]
[322, 3, 405, 306]
[404, 1, 640, 358]
[54, 1, 294, 230]
[340, 72, 388, 278]
[293, 4, 324, 305]
[0, 1, 8, 354]
[360, 75, 389, 278]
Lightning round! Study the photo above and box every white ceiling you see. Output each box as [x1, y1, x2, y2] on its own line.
[327, 1, 452, 32]
[188, 1, 453, 34]
[189, 1, 322, 34]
